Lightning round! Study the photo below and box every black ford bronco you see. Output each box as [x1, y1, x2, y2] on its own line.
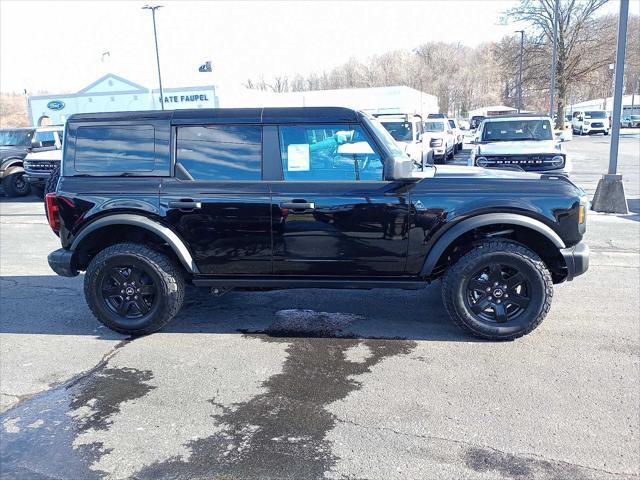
[46, 107, 589, 340]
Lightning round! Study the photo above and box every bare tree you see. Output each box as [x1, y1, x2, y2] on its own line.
[503, 0, 611, 128]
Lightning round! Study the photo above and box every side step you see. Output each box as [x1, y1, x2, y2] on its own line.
[192, 277, 427, 290]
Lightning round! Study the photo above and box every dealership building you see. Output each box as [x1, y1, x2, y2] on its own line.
[27, 73, 219, 126]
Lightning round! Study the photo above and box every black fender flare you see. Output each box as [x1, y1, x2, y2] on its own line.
[420, 213, 566, 277]
[70, 214, 200, 274]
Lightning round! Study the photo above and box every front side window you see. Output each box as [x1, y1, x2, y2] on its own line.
[176, 125, 261, 180]
[279, 124, 383, 181]
[380, 121, 413, 142]
[34, 130, 56, 147]
[0, 129, 34, 147]
[75, 125, 155, 172]
[481, 120, 553, 142]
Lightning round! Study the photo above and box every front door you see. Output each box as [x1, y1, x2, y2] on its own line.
[270, 124, 410, 276]
[161, 124, 272, 275]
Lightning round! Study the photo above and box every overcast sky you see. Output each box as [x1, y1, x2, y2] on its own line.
[1, 0, 636, 94]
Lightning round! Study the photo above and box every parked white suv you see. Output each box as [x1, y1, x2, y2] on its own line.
[376, 114, 434, 168]
[421, 119, 456, 164]
[447, 118, 464, 153]
[571, 110, 610, 136]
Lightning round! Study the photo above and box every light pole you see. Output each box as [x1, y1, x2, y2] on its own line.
[549, 0, 559, 121]
[592, 0, 629, 214]
[515, 30, 525, 112]
[143, 4, 165, 110]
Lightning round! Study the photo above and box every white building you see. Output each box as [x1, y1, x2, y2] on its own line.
[467, 105, 518, 119]
[220, 85, 439, 117]
[28, 73, 219, 126]
[28, 74, 439, 126]
[567, 95, 639, 116]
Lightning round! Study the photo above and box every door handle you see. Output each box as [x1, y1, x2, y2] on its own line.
[168, 200, 202, 210]
[280, 202, 315, 210]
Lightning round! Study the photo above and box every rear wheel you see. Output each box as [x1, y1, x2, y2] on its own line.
[2, 172, 31, 197]
[441, 240, 553, 340]
[84, 243, 185, 336]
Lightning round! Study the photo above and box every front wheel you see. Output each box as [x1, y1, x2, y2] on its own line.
[2, 172, 31, 197]
[441, 240, 553, 340]
[84, 243, 185, 336]
[45, 164, 60, 195]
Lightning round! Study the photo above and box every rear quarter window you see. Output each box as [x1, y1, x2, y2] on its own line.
[176, 125, 262, 180]
[74, 125, 156, 172]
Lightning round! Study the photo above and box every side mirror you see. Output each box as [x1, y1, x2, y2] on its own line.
[447, 129, 453, 134]
[31, 140, 43, 149]
[386, 156, 418, 181]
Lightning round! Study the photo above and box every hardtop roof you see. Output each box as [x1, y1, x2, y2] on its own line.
[66, 106, 361, 124]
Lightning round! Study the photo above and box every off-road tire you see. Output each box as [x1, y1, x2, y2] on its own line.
[2, 171, 31, 197]
[441, 240, 553, 341]
[84, 242, 185, 336]
[45, 164, 60, 195]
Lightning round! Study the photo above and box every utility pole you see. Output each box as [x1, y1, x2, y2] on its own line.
[549, 0, 559, 121]
[143, 5, 165, 110]
[515, 30, 525, 113]
[592, 0, 629, 214]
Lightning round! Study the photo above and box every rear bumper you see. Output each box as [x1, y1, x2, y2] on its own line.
[560, 242, 589, 281]
[48, 248, 78, 277]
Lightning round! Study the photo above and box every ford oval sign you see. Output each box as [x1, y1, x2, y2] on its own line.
[47, 100, 65, 111]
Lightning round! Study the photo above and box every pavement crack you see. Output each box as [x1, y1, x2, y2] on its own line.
[334, 418, 635, 478]
[0, 276, 80, 294]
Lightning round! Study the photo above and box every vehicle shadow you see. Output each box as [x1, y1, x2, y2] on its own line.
[0, 275, 474, 342]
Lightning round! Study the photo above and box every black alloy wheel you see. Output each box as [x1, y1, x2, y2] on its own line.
[100, 265, 158, 320]
[465, 262, 531, 324]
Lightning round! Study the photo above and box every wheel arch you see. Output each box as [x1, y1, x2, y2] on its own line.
[420, 213, 566, 280]
[70, 214, 199, 274]
[1, 157, 25, 176]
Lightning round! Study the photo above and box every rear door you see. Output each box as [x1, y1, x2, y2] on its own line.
[160, 124, 272, 275]
[268, 123, 410, 276]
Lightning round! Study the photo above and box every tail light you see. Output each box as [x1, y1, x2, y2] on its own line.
[45, 193, 60, 233]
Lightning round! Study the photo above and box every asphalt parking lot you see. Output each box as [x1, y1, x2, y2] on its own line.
[1, 133, 639, 479]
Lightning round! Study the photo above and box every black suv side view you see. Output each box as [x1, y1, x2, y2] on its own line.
[46, 107, 589, 340]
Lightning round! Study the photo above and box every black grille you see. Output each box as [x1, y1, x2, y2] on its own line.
[591, 122, 604, 128]
[24, 160, 58, 174]
[483, 154, 563, 171]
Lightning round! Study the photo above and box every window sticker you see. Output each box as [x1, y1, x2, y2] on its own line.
[287, 144, 310, 171]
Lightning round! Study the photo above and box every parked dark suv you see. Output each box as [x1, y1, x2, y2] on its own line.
[46, 107, 589, 340]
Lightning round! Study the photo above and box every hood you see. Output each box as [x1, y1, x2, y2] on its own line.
[477, 140, 561, 156]
[0, 145, 29, 159]
[24, 149, 62, 161]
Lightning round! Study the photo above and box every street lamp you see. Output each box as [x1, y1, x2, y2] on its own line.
[142, 4, 165, 110]
[515, 30, 525, 113]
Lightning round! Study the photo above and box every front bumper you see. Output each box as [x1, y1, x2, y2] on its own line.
[560, 242, 589, 281]
[24, 173, 50, 188]
[582, 126, 608, 134]
[48, 248, 78, 277]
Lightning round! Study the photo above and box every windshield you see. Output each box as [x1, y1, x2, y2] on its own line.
[585, 111, 607, 119]
[481, 119, 553, 142]
[366, 117, 405, 157]
[424, 121, 445, 132]
[381, 121, 413, 142]
[0, 129, 34, 147]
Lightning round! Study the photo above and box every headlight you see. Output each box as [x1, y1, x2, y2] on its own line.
[430, 139, 443, 147]
[550, 155, 564, 167]
[584, 121, 590, 125]
[476, 156, 489, 167]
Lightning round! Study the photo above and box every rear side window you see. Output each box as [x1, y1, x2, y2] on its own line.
[74, 125, 155, 172]
[176, 125, 261, 180]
